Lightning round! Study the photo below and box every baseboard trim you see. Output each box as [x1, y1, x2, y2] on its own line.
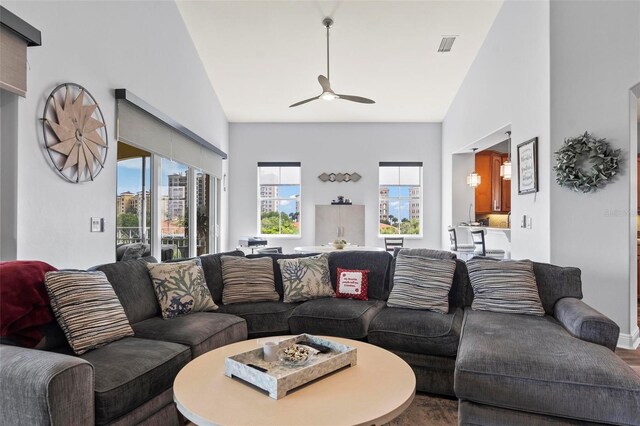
[617, 326, 640, 349]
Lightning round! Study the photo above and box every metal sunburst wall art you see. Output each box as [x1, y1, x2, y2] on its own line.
[41, 83, 108, 183]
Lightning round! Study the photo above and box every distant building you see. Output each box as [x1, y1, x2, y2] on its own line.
[379, 187, 389, 222]
[260, 185, 278, 213]
[168, 173, 187, 220]
[116, 191, 135, 215]
[409, 187, 421, 220]
[196, 173, 208, 208]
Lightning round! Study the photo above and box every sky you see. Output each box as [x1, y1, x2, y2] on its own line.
[117, 158, 191, 195]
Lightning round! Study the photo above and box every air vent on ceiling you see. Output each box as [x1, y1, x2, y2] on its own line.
[438, 36, 457, 53]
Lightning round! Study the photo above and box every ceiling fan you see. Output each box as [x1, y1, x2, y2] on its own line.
[289, 17, 375, 108]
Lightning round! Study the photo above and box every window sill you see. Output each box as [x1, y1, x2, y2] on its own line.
[258, 235, 303, 240]
[377, 234, 424, 240]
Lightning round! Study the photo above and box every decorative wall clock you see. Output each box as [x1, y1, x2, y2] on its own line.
[41, 83, 108, 183]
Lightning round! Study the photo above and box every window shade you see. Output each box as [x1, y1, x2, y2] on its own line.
[0, 26, 27, 97]
[117, 99, 223, 177]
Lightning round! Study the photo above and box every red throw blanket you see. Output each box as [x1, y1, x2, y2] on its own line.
[0, 260, 58, 347]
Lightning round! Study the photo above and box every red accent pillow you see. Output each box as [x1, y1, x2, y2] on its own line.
[336, 268, 369, 301]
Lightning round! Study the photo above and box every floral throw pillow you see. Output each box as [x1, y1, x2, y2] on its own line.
[277, 254, 335, 303]
[146, 259, 217, 319]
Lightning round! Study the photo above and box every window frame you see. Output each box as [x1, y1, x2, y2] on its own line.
[256, 162, 302, 239]
[378, 162, 424, 239]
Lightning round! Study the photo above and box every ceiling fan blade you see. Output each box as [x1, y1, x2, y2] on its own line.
[318, 75, 332, 92]
[289, 96, 320, 108]
[337, 94, 375, 104]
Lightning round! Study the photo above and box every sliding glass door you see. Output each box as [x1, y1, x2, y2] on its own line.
[116, 141, 219, 261]
[116, 142, 151, 257]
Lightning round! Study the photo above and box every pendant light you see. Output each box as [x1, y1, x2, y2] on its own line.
[467, 148, 482, 188]
[500, 131, 512, 180]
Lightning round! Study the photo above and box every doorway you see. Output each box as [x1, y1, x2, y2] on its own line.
[630, 83, 640, 348]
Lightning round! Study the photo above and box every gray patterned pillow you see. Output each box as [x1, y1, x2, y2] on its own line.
[387, 255, 456, 314]
[277, 254, 335, 303]
[147, 259, 217, 319]
[44, 270, 134, 355]
[467, 258, 544, 316]
[221, 256, 280, 304]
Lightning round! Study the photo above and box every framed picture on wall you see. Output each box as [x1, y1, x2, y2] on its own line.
[517, 137, 538, 194]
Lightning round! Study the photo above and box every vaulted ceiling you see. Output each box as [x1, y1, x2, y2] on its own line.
[177, 1, 503, 122]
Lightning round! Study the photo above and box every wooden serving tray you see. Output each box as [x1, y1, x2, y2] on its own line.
[224, 334, 357, 399]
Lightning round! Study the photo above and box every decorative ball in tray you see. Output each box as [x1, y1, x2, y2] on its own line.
[279, 344, 312, 367]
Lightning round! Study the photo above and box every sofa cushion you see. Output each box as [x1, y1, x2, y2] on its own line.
[278, 254, 335, 303]
[221, 256, 280, 304]
[328, 251, 392, 300]
[131, 313, 247, 358]
[247, 253, 317, 298]
[455, 309, 640, 425]
[199, 250, 245, 304]
[91, 257, 159, 324]
[392, 249, 472, 308]
[335, 268, 369, 301]
[368, 307, 463, 357]
[467, 258, 545, 316]
[147, 260, 217, 319]
[387, 255, 456, 314]
[532, 262, 583, 314]
[78, 337, 190, 425]
[289, 298, 385, 339]
[217, 302, 299, 337]
[44, 270, 134, 355]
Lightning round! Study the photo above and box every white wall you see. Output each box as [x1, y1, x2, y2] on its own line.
[229, 123, 441, 253]
[549, 0, 640, 344]
[442, 0, 551, 261]
[3, 1, 229, 268]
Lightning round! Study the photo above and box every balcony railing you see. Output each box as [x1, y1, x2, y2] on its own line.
[116, 226, 191, 259]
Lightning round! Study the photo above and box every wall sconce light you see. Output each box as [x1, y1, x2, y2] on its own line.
[467, 148, 481, 188]
[500, 131, 512, 180]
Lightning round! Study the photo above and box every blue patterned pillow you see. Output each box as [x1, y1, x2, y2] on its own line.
[147, 259, 217, 319]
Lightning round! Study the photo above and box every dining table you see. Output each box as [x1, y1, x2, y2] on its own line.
[293, 245, 386, 254]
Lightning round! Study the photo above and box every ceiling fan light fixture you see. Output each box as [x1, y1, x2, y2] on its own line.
[320, 91, 338, 101]
[288, 17, 375, 108]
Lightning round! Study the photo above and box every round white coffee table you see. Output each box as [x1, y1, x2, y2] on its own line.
[173, 336, 416, 426]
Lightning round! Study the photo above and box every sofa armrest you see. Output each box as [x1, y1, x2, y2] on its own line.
[0, 345, 94, 425]
[554, 298, 619, 351]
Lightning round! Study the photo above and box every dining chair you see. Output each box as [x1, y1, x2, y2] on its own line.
[447, 227, 476, 260]
[470, 230, 505, 259]
[384, 237, 404, 253]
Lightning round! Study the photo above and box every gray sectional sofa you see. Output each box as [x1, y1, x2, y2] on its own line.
[1, 249, 639, 426]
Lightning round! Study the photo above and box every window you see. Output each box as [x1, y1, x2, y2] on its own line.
[258, 162, 301, 236]
[116, 143, 220, 261]
[160, 158, 189, 259]
[379, 162, 423, 236]
[195, 170, 211, 256]
[116, 142, 151, 249]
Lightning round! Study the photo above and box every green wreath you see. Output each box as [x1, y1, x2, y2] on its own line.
[553, 132, 621, 193]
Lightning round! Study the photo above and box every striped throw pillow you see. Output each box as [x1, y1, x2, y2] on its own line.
[221, 256, 280, 305]
[147, 259, 217, 319]
[467, 259, 544, 316]
[44, 271, 134, 355]
[387, 255, 456, 314]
